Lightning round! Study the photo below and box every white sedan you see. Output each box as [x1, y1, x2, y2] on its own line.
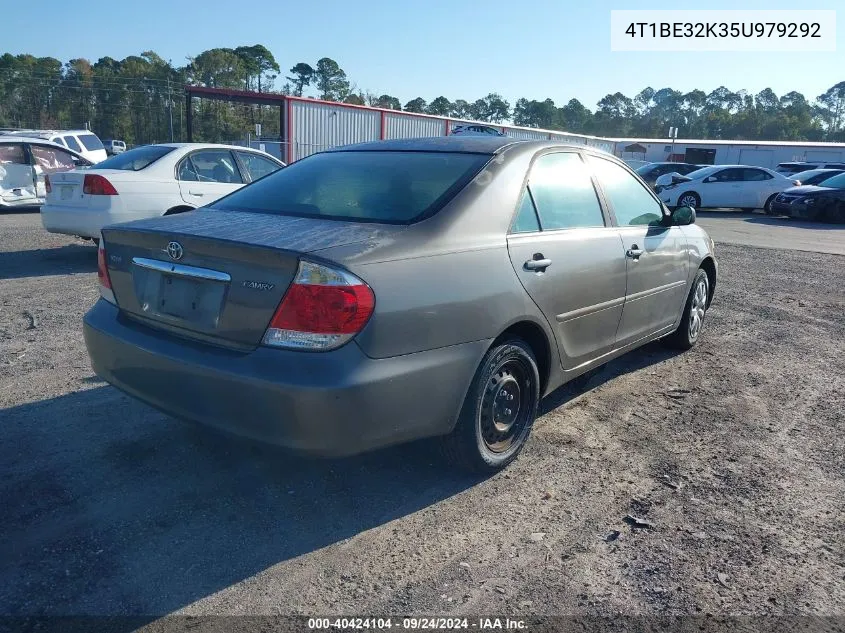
[656, 165, 798, 212]
[40, 143, 285, 242]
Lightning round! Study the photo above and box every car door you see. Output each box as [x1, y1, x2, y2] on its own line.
[586, 154, 689, 347]
[0, 142, 38, 203]
[700, 167, 743, 207]
[177, 149, 245, 206]
[506, 151, 628, 370]
[29, 144, 81, 196]
[739, 167, 777, 207]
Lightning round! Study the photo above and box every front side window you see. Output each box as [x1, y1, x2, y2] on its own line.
[528, 152, 605, 230]
[63, 136, 82, 152]
[211, 150, 490, 224]
[588, 156, 664, 227]
[183, 150, 243, 184]
[236, 151, 282, 181]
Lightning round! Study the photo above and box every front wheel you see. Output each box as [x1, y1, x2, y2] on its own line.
[441, 340, 540, 473]
[763, 194, 778, 215]
[665, 269, 710, 351]
[677, 192, 700, 210]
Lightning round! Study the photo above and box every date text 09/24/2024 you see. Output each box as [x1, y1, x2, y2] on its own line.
[308, 618, 527, 630]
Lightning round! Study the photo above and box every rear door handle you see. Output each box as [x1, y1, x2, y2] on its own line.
[524, 257, 552, 271]
[188, 190, 204, 197]
[626, 245, 644, 259]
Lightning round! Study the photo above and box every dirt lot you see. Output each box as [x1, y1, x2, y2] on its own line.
[1, 211, 844, 625]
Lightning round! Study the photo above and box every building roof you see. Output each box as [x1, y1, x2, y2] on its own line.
[610, 137, 845, 148]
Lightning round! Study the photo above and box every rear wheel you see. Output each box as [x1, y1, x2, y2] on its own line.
[665, 269, 710, 351]
[441, 339, 540, 473]
[677, 192, 700, 210]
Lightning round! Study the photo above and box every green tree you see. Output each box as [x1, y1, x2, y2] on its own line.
[287, 62, 314, 97]
[426, 96, 452, 116]
[404, 97, 427, 113]
[315, 57, 349, 101]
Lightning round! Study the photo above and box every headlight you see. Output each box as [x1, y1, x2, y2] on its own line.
[663, 184, 677, 191]
[802, 197, 816, 205]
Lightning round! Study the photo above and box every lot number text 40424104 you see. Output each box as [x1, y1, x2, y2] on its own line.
[307, 617, 528, 630]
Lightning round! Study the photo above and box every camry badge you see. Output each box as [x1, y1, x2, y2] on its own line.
[242, 280, 275, 291]
[165, 241, 184, 261]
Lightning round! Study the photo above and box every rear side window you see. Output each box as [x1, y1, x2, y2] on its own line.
[211, 150, 491, 224]
[742, 168, 772, 181]
[528, 152, 605, 230]
[63, 136, 82, 152]
[510, 190, 541, 233]
[588, 156, 664, 227]
[51, 137, 66, 147]
[180, 150, 243, 184]
[78, 134, 104, 151]
[95, 145, 176, 171]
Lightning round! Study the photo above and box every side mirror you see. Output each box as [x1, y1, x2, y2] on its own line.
[703, 176, 716, 183]
[672, 205, 696, 226]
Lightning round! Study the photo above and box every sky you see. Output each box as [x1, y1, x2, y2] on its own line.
[3, 0, 843, 110]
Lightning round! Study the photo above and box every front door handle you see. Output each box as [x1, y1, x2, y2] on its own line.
[626, 245, 644, 259]
[524, 256, 552, 272]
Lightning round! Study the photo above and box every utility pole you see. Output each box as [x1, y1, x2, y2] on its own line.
[167, 64, 174, 143]
[668, 126, 678, 160]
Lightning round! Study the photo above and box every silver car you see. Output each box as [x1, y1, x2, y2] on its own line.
[84, 137, 717, 472]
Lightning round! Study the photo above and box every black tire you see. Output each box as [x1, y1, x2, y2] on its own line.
[677, 192, 700, 210]
[441, 339, 540, 473]
[665, 269, 710, 351]
[763, 194, 778, 215]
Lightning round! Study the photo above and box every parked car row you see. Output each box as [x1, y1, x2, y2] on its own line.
[769, 171, 845, 222]
[654, 165, 798, 213]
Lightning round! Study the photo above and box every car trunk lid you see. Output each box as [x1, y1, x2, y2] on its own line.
[101, 208, 404, 348]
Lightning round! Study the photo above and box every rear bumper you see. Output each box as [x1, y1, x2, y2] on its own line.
[83, 299, 489, 456]
[41, 205, 110, 238]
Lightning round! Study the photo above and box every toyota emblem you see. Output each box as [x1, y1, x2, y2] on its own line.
[166, 241, 184, 261]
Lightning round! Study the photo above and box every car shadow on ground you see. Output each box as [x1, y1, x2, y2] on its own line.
[0, 385, 482, 624]
[540, 340, 681, 415]
[741, 215, 845, 230]
[0, 243, 96, 280]
[1, 341, 679, 623]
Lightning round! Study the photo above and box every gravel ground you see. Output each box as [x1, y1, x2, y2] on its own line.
[1, 211, 844, 625]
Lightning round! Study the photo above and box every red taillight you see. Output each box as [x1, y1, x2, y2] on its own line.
[97, 244, 112, 289]
[83, 174, 118, 195]
[44, 175, 51, 193]
[263, 261, 375, 351]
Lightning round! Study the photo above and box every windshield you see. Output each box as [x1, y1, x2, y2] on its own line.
[94, 145, 175, 171]
[684, 167, 717, 180]
[78, 134, 104, 151]
[816, 172, 845, 188]
[211, 150, 491, 224]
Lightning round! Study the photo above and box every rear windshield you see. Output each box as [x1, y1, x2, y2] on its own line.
[635, 164, 654, 175]
[211, 150, 492, 224]
[95, 145, 175, 171]
[78, 134, 104, 151]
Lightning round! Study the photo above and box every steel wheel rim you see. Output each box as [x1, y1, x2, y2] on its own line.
[479, 359, 532, 453]
[679, 194, 697, 208]
[688, 277, 708, 340]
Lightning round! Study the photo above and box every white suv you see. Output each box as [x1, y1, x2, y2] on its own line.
[6, 129, 108, 164]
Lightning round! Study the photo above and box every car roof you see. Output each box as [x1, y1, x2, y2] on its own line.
[331, 136, 527, 154]
[0, 134, 71, 146]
